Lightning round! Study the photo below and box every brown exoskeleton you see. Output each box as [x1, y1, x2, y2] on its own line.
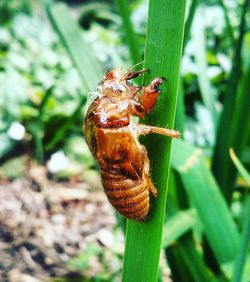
[84, 68, 179, 221]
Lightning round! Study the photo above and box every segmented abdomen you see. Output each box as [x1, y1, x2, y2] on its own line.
[84, 121, 152, 221]
[101, 168, 149, 221]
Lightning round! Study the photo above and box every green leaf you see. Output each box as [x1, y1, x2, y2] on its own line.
[232, 197, 250, 282]
[229, 149, 250, 282]
[114, 0, 141, 65]
[162, 209, 197, 247]
[222, 255, 250, 282]
[44, 3, 102, 150]
[175, 0, 199, 133]
[175, 77, 186, 133]
[192, 9, 218, 127]
[218, 0, 236, 46]
[183, 0, 199, 48]
[171, 139, 240, 264]
[223, 66, 250, 186]
[230, 148, 250, 186]
[167, 234, 215, 282]
[212, 0, 250, 201]
[122, 1, 186, 281]
[45, 2, 102, 91]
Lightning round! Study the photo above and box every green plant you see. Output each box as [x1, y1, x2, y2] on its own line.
[122, 1, 186, 281]
[212, 0, 250, 201]
[2, 0, 250, 281]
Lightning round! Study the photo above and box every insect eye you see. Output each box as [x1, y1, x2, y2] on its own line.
[154, 84, 160, 91]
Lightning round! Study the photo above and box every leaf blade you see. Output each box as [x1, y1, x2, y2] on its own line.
[171, 139, 240, 264]
[122, 1, 186, 281]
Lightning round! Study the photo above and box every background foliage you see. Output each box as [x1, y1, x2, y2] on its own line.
[0, 0, 250, 281]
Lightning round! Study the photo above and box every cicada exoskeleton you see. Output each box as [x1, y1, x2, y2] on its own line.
[84, 69, 179, 221]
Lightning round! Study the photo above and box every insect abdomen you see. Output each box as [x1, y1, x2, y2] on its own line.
[101, 169, 149, 221]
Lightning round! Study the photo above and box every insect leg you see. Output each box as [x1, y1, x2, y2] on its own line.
[140, 146, 158, 197]
[124, 68, 149, 80]
[120, 162, 140, 180]
[137, 124, 180, 138]
[139, 78, 164, 113]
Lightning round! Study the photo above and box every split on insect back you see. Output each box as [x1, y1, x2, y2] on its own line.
[84, 68, 180, 222]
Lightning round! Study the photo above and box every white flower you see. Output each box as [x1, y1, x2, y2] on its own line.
[182, 55, 198, 75]
[207, 66, 222, 78]
[97, 229, 114, 247]
[203, 6, 225, 35]
[217, 53, 231, 73]
[7, 122, 25, 141]
[47, 151, 69, 173]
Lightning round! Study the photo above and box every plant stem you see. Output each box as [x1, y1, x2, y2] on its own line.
[122, 1, 186, 281]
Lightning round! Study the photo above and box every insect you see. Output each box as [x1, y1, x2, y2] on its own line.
[84, 68, 180, 221]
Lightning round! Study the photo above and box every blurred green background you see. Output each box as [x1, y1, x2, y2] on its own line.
[0, 0, 249, 281]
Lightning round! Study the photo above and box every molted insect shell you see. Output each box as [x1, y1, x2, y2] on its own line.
[84, 69, 179, 221]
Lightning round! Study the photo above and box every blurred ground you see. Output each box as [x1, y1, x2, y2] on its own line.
[0, 161, 121, 281]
